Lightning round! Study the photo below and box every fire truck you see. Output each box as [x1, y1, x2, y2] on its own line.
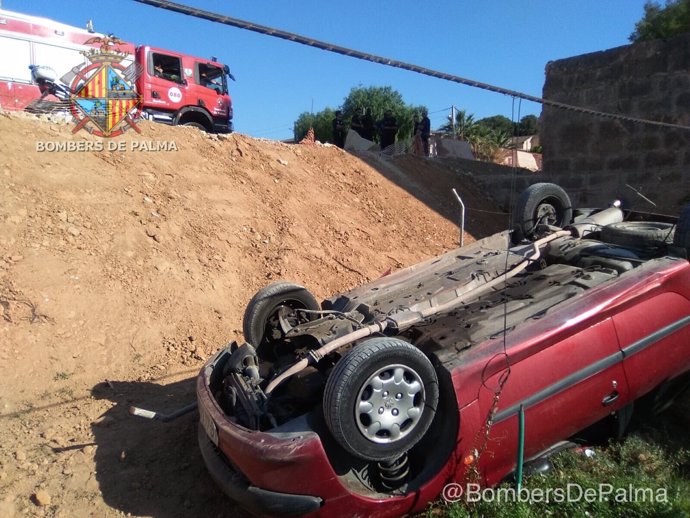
[0, 8, 234, 133]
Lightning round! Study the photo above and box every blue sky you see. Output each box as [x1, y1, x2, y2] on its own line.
[7, 1, 649, 139]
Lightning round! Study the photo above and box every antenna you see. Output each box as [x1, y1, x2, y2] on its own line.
[86, 19, 94, 33]
[625, 183, 657, 207]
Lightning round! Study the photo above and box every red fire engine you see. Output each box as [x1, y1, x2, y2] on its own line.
[0, 8, 233, 133]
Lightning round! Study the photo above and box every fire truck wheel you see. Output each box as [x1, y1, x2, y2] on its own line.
[182, 122, 207, 131]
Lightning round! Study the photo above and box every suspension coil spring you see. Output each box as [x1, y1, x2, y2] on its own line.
[377, 452, 410, 490]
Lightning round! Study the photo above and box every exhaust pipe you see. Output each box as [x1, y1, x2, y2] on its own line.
[567, 206, 624, 238]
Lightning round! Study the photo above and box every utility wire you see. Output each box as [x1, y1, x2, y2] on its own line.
[134, 0, 690, 131]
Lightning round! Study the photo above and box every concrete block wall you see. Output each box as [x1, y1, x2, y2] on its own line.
[540, 32, 690, 213]
[433, 157, 540, 209]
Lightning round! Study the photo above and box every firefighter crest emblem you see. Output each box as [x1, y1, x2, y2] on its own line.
[69, 36, 142, 137]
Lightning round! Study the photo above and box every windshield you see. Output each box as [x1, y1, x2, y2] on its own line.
[197, 63, 227, 95]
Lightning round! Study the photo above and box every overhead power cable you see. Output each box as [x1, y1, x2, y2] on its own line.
[133, 0, 690, 131]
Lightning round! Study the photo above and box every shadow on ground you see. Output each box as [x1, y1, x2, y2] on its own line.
[90, 378, 249, 518]
[87, 378, 690, 517]
[635, 390, 690, 451]
[356, 153, 510, 240]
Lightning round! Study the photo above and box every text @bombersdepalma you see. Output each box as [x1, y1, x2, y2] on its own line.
[442, 482, 669, 504]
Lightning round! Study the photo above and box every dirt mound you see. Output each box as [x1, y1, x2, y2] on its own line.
[0, 111, 502, 517]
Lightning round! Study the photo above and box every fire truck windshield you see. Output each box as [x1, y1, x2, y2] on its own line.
[197, 63, 226, 95]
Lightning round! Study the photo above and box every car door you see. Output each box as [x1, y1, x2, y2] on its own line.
[613, 289, 690, 400]
[192, 61, 227, 119]
[474, 317, 629, 485]
[144, 49, 187, 111]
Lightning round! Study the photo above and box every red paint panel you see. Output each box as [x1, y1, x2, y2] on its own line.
[614, 285, 690, 398]
[474, 318, 626, 485]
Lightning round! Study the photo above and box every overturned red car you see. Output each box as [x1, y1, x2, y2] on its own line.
[196, 183, 690, 516]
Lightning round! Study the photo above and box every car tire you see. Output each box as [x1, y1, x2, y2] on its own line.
[323, 338, 439, 461]
[601, 221, 675, 248]
[673, 203, 690, 253]
[242, 282, 320, 360]
[512, 183, 573, 242]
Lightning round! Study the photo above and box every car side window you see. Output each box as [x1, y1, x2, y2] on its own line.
[196, 62, 226, 95]
[151, 53, 183, 84]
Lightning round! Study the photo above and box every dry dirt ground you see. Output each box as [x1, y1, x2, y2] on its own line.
[0, 112, 505, 517]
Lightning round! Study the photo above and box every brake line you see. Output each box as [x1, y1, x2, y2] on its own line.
[265, 320, 389, 394]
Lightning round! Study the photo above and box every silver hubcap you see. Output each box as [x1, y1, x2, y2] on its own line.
[355, 364, 425, 444]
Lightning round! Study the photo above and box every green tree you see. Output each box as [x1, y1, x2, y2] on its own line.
[517, 114, 539, 136]
[630, 0, 690, 42]
[293, 108, 336, 143]
[468, 125, 511, 161]
[438, 109, 477, 140]
[341, 86, 426, 142]
[476, 115, 514, 137]
[294, 86, 426, 144]
[438, 108, 513, 161]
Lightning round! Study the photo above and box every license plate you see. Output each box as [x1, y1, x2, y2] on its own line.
[200, 406, 219, 446]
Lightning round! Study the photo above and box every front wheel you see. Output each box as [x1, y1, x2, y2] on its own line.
[323, 338, 439, 461]
[242, 281, 320, 360]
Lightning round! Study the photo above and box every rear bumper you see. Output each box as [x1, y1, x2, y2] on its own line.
[197, 424, 322, 516]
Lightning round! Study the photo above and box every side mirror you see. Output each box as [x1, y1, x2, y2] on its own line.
[223, 64, 236, 81]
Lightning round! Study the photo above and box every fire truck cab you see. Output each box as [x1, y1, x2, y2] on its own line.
[138, 46, 233, 133]
[0, 9, 234, 133]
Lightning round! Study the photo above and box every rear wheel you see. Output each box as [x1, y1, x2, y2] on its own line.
[512, 183, 573, 242]
[242, 282, 320, 360]
[601, 221, 675, 248]
[323, 338, 439, 461]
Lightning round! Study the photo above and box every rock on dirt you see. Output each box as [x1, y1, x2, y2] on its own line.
[32, 490, 51, 507]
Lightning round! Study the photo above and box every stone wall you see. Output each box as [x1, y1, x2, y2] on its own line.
[429, 157, 536, 208]
[540, 32, 690, 214]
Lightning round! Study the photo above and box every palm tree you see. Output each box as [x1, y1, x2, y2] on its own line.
[438, 108, 513, 162]
[468, 127, 511, 161]
[438, 109, 477, 140]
